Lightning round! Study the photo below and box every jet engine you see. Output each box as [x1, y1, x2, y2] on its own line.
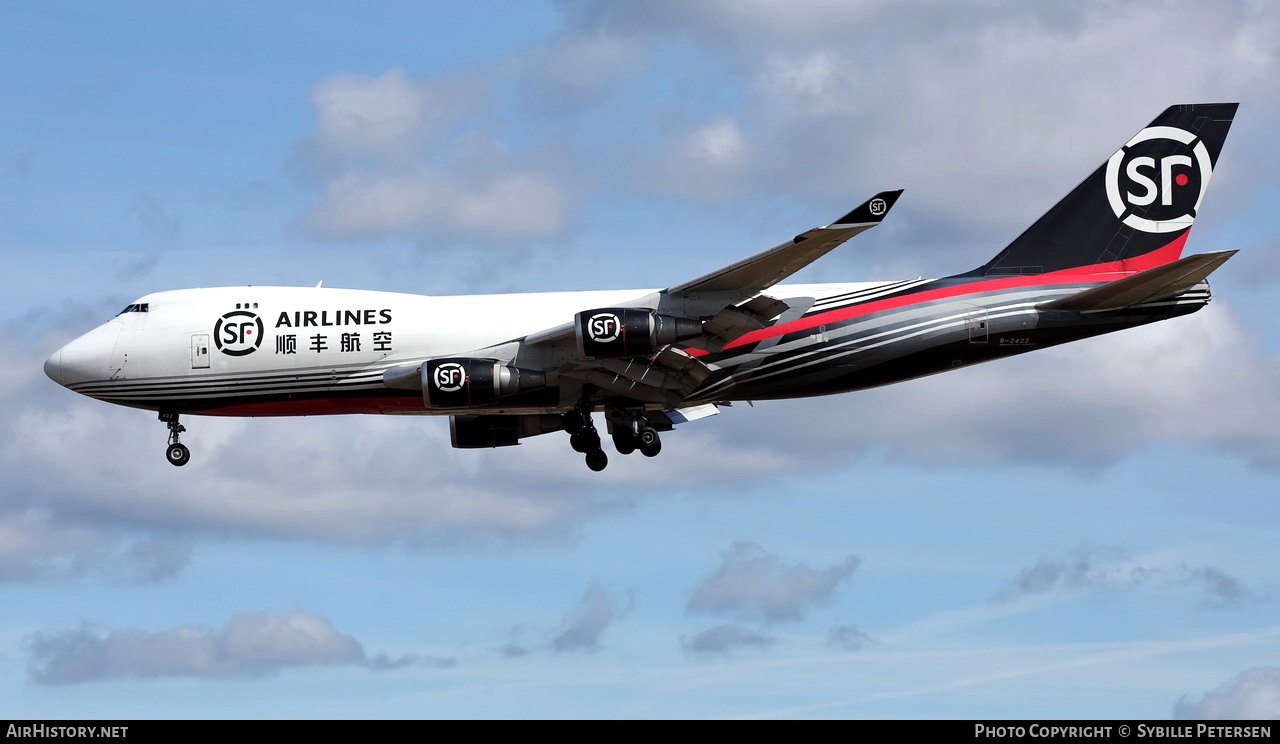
[423, 358, 547, 409]
[574, 308, 702, 359]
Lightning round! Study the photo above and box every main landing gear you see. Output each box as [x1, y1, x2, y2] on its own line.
[611, 414, 662, 458]
[563, 407, 663, 472]
[159, 411, 190, 467]
[563, 407, 608, 472]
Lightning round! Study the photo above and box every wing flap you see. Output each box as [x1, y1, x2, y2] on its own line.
[1038, 250, 1237, 313]
[561, 347, 713, 407]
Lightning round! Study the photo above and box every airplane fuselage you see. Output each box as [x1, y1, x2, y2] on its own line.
[45, 272, 1209, 418]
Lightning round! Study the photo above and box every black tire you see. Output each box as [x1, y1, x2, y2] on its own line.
[639, 438, 662, 458]
[570, 429, 600, 453]
[585, 449, 608, 472]
[639, 427, 660, 447]
[612, 430, 637, 455]
[562, 410, 585, 435]
[166, 443, 191, 467]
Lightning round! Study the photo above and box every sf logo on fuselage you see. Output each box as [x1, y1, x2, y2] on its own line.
[434, 362, 466, 392]
[214, 310, 264, 356]
[1105, 125, 1212, 234]
[587, 313, 621, 343]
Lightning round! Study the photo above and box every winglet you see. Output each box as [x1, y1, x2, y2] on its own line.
[828, 189, 904, 227]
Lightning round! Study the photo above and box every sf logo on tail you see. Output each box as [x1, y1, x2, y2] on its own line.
[1105, 125, 1212, 233]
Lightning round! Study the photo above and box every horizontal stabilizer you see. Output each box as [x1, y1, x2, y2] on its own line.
[1038, 250, 1237, 312]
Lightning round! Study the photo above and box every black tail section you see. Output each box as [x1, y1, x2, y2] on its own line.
[971, 103, 1238, 277]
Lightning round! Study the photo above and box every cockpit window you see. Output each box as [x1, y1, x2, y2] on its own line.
[116, 303, 150, 315]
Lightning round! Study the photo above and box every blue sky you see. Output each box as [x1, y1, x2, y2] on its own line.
[2, 0, 1279, 719]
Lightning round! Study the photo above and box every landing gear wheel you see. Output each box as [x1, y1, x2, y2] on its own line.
[563, 410, 585, 435]
[160, 412, 190, 466]
[585, 449, 608, 472]
[570, 429, 601, 453]
[166, 443, 191, 467]
[612, 429, 637, 455]
[638, 428, 662, 457]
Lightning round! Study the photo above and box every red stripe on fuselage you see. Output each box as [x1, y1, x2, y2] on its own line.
[688, 232, 1189, 356]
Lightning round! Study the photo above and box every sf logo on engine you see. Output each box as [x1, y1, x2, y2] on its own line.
[1105, 125, 1212, 233]
[433, 362, 466, 392]
[587, 312, 622, 343]
[213, 310, 264, 357]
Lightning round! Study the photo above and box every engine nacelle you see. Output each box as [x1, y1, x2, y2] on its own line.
[449, 414, 564, 449]
[423, 358, 547, 409]
[574, 308, 702, 360]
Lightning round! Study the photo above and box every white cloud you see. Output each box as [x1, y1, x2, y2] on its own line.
[301, 69, 570, 242]
[827, 624, 874, 653]
[551, 582, 626, 653]
[308, 69, 480, 167]
[688, 542, 860, 622]
[994, 547, 1248, 606]
[655, 117, 750, 200]
[1175, 667, 1280, 720]
[681, 624, 776, 658]
[0, 510, 189, 584]
[518, 31, 647, 109]
[308, 170, 568, 240]
[24, 610, 448, 684]
[567, 0, 1280, 249]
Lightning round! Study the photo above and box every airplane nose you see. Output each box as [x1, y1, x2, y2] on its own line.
[44, 348, 64, 385]
[45, 322, 121, 387]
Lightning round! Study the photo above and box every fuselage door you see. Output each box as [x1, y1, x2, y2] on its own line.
[967, 309, 989, 344]
[191, 333, 210, 369]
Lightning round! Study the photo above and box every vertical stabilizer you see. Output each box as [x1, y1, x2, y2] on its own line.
[972, 103, 1237, 276]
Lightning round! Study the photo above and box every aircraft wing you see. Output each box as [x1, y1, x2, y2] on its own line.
[517, 189, 904, 351]
[386, 190, 904, 414]
[669, 189, 904, 298]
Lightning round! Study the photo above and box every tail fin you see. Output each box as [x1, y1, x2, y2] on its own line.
[972, 103, 1238, 277]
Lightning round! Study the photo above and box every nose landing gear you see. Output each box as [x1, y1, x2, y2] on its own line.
[159, 411, 190, 467]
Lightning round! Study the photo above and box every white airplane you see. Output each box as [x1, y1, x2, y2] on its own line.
[45, 103, 1239, 471]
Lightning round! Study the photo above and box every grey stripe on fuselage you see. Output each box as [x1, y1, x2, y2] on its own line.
[693, 281, 1209, 400]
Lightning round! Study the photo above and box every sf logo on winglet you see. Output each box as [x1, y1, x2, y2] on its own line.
[869, 198, 887, 216]
[1105, 125, 1212, 234]
[587, 313, 621, 343]
[433, 362, 466, 392]
[214, 310, 263, 356]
